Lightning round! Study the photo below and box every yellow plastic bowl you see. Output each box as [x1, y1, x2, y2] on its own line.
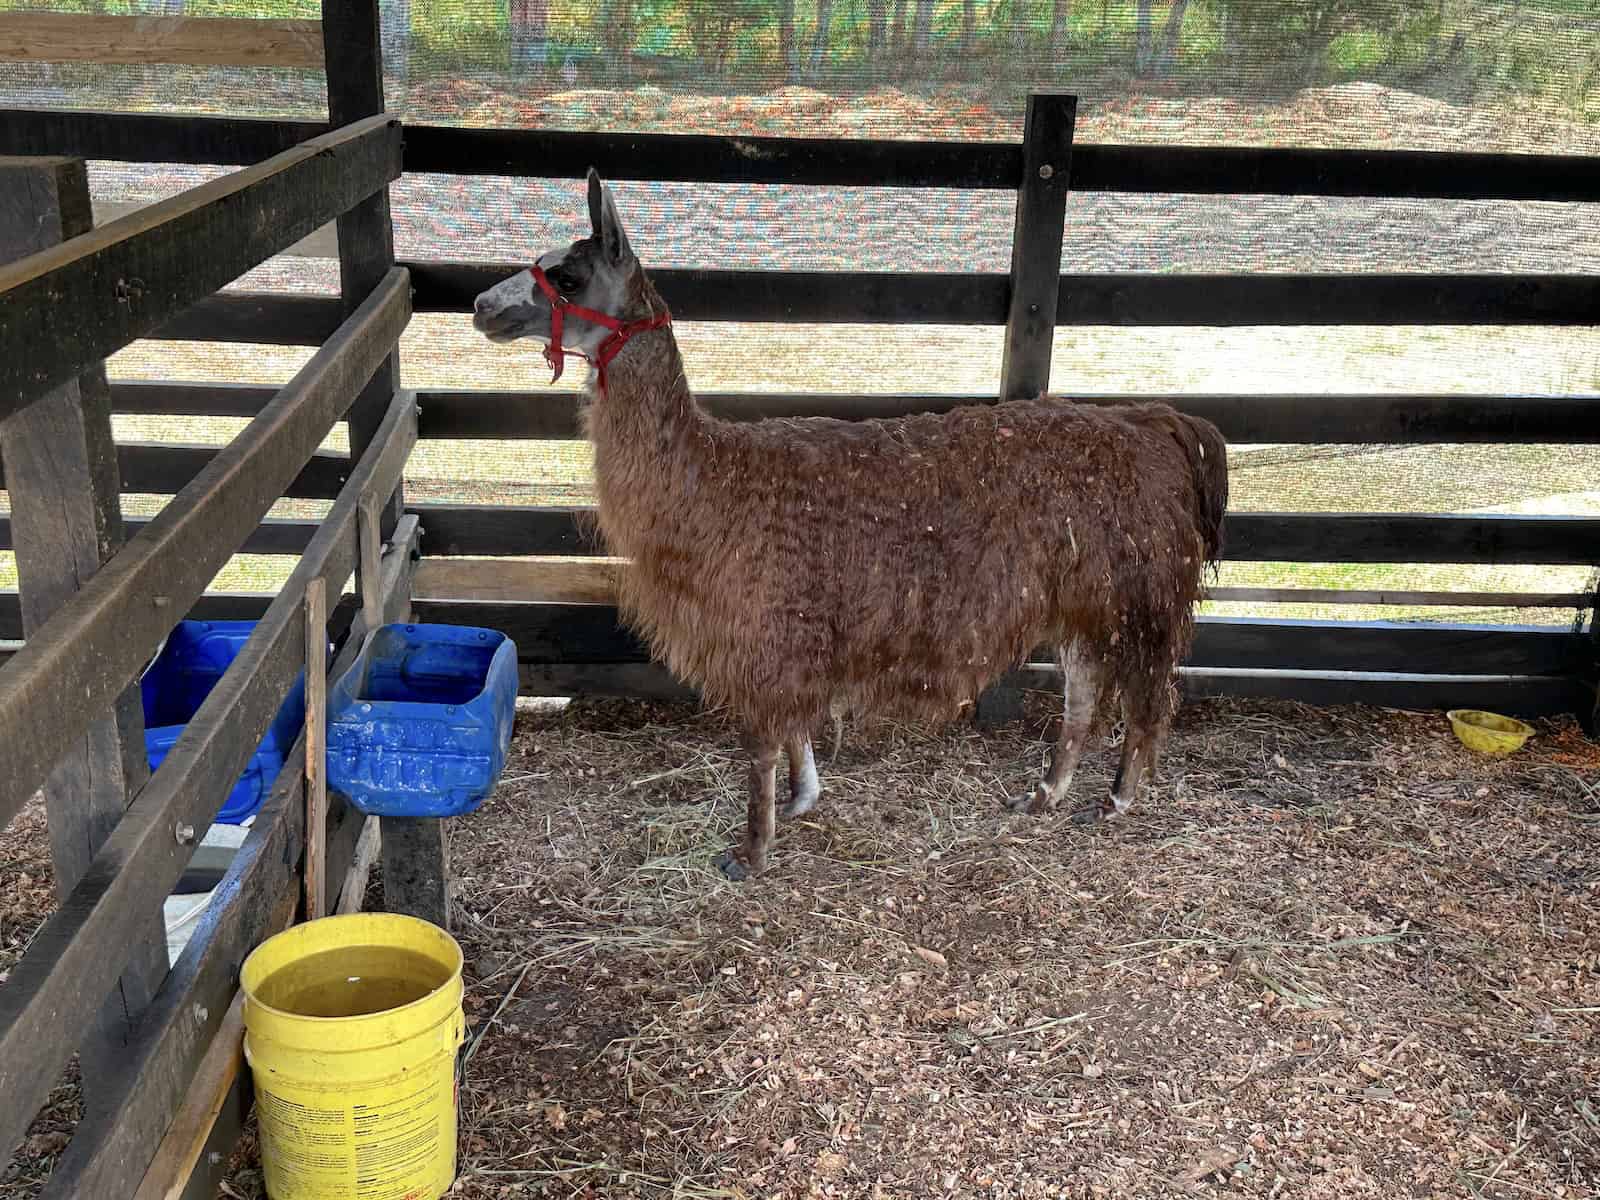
[1447, 709, 1534, 756]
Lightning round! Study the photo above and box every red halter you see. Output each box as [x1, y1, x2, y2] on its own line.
[528, 264, 672, 389]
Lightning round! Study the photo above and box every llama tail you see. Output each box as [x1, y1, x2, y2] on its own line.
[1171, 413, 1229, 565]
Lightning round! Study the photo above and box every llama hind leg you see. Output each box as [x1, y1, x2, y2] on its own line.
[783, 735, 820, 818]
[1009, 639, 1098, 815]
[715, 735, 781, 881]
[1073, 682, 1168, 824]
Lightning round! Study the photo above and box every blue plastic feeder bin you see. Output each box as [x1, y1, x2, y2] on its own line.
[325, 623, 519, 818]
[141, 621, 313, 825]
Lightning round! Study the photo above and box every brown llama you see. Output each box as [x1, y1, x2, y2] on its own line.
[473, 170, 1229, 880]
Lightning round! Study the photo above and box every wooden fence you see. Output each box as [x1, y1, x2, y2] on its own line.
[1, 3, 1598, 1191]
[0, 1, 435, 1193]
[6, 88, 1596, 724]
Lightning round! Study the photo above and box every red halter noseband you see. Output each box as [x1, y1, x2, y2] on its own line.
[528, 264, 672, 390]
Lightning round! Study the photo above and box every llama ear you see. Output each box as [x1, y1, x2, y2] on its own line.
[595, 178, 633, 265]
[586, 168, 604, 241]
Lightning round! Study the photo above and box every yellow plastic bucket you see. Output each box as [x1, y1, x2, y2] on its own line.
[240, 913, 465, 1200]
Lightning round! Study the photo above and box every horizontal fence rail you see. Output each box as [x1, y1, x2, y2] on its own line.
[0, 515, 325, 557]
[5, 108, 1600, 201]
[6, 583, 1590, 646]
[156, 293, 346, 345]
[402, 602, 1588, 678]
[0, 109, 327, 168]
[402, 505, 1600, 565]
[516, 660, 1585, 717]
[0, 443, 349, 499]
[96, 382, 1600, 444]
[0, 112, 400, 422]
[0, 266, 409, 836]
[0, 13, 325, 68]
[409, 261, 1600, 327]
[399, 388, 1600, 444]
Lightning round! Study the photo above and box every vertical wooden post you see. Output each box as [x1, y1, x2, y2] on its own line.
[322, 0, 447, 926]
[304, 577, 329, 921]
[0, 156, 169, 1084]
[322, 0, 403, 545]
[358, 490, 385, 635]
[976, 92, 1078, 729]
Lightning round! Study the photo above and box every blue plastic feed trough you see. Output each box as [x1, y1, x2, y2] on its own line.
[141, 620, 313, 824]
[325, 623, 519, 818]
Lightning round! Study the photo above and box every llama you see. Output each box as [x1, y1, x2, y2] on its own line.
[473, 171, 1228, 880]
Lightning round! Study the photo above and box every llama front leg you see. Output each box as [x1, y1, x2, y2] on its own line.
[715, 736, 781, 881]
[1009, 639, 1098, 815]
[783, 735, 820, 818]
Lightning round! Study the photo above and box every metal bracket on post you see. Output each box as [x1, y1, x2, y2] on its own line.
[304, 576, 328, 921]
[977, 91, 1078, 729]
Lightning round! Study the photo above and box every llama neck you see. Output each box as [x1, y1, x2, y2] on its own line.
[583, 318, 703, 546]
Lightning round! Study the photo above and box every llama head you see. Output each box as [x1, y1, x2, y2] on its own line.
[472, 168, 638, 358]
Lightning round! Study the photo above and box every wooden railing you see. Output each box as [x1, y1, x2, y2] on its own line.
[1, 102, 1597, 724]
[0, 118, 415, 1200]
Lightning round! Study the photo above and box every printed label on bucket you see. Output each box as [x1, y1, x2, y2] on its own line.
[256, 1072, 457, 1200]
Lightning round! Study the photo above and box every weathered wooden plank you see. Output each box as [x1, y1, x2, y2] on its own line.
[0, 114, 401, 423]
[405, 562, 1592, 614]
[10, 580, 1578, 648]
[128, 992, 245, 1200]
[1179, 668, 1581, 717]
[0, 109, 326, 166]
[0, 589, 363, 642]
[379, 817, 451, 928]
[411, 601, 1583, 678]
[302, 577, 328, 921]
[17, 408, 417, 1198]
[0, 267, 408, 849]
[516, 658, 1581, 719]
[337, 816, 382, 915]
[0, 13, 324, 68]
[519, 661, 697, 701]
[1225, 513, 1600, 565]
[1207, 587, 1590, 608]
[415, 504, 600, 557]
[0, 516, 319, 557]
[412, 505, 1600, 566]
[1000, 92, 1075, 404]
[0, 155, 168, 1085]
[323, 0, 404, 542]
[155, 293, 346, 345]
[405, 123, 1600, 201]
[412, 557, 621, 604]
[0, 442, 349, 498]
[110, 381, 279, 418]
[413, 388, 1600, 444]
[408, 261, 1600, 327]
[95, 199, 340, 260]
[4, 106, 1597, 199]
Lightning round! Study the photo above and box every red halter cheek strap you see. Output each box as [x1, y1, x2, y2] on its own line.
[529, 264, 672, 391]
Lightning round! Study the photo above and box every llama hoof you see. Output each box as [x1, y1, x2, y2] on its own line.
[781, 790, 819, 819]
[1005, 785, 1053, 815]
[1070, 799, 1114, 825]
[714, 848, 751, 882]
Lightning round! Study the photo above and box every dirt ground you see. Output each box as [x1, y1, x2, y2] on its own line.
[3, 694, 1598, 1199]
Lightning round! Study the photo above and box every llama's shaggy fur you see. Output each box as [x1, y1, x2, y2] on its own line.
[474, 172, 1229, 879]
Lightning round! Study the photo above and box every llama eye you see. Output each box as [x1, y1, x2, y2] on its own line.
[554, 271, 579, 293]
